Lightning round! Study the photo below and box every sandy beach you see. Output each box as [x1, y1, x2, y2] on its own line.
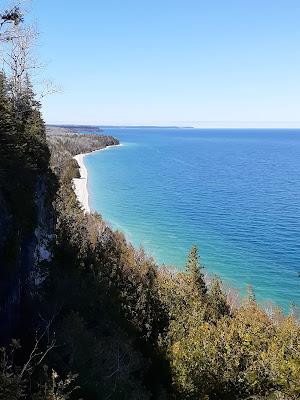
[73, 153, 91, 213]
[73, 144, 121, 213]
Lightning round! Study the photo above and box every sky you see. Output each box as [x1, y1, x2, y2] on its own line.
[26, 0, 300, 127]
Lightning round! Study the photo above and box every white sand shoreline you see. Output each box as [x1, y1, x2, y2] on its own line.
[73, 144, 121, 213]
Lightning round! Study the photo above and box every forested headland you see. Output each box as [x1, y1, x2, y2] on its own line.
[0, 5, 299, 400]
[46, 125, 119, 176]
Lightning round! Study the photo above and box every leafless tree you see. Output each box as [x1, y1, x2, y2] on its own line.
[3, 24, 40, 105]
[0, 319, 80, 399]
[0, 1, 60, 113]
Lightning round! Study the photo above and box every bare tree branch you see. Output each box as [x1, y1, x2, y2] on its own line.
[19, 320, 57, 379]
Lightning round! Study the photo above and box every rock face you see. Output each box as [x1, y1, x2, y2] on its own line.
[0, 193, 16, 340]
[0, 126, 120, 342]
[0, 173, 54, 342]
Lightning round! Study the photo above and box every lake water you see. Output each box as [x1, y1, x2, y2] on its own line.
[84, 128, 300, 310]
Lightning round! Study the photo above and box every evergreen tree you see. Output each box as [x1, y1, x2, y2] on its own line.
[185, 245, 207, 298]
[0, 72, 15, 139]
[208, 277, 230, 321]
[19, 74, 40, 118]
[19, 74, 49, 171]
[0, 72, 12, 127]
[0, 72, 17, 184]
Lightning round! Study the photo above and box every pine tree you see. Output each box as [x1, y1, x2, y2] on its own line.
[185, 245, 207, 298]
[0, 72, 13, 133]
[208, 277, 230, 321]
[0, 72, 17, 184]
[20, 74, 49, 170]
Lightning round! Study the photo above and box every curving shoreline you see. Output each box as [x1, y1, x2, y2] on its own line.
[73, 152, 91, 213]
[73, 144, 121, 213]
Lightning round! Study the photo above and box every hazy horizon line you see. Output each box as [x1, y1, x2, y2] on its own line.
[46, 121, 300, 129]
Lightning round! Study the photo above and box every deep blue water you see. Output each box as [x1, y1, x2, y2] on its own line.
[84, 128, 300, 310]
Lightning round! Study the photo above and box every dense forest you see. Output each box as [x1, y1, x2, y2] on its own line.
[0, 5, 299, 400]
[46, 126, 119, 176]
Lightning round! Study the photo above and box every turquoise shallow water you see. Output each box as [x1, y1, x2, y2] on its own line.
[84, 128, 300, 310]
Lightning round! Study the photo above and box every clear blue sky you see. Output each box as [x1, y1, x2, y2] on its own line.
[30, 0, 300, 127]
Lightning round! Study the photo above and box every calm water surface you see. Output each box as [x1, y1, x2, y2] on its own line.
[84, 128, 300, 310]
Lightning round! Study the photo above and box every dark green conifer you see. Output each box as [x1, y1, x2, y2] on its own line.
[208, 277, 230, 321]
[0, 72, 13, 132]
[0, 72, 16, 182]
[185, 245, 207, 298]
